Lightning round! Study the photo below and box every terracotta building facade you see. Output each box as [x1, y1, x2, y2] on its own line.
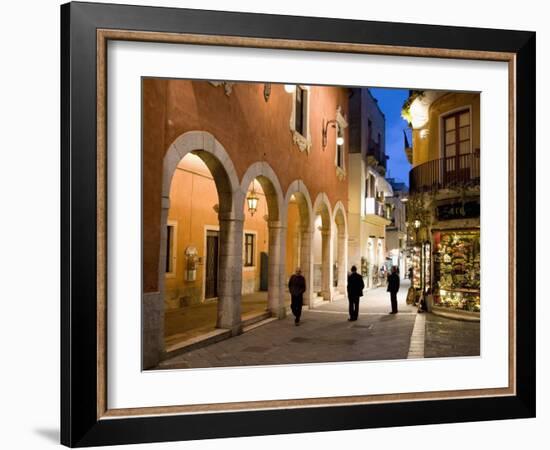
[142, 79, 350, 368]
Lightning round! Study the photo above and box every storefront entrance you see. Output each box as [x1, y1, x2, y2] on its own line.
[433, 229, 480, 312]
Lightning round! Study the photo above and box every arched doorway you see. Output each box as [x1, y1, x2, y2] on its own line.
[151, 131, 242, 366]
[312, 193, 333, 302]
[333, 201, 348, 297]
[239, 162, 286, 319]
[283, 180, 314, 306]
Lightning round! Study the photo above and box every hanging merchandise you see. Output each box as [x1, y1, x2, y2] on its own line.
[434, 230, 480, 312]
[411, 246, 422, 290]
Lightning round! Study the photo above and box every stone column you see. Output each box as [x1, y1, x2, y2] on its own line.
[143, 196, 169, 369]
[337, 231, 348, 293]
[268, 221, 286, 318]
[216, 215, 244, 335]
[299, 227, 313, 306]
[321, 228, 333, 301]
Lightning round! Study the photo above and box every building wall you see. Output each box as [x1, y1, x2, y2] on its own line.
[143, 80, 350, 294]
[348, 88, 386, 168]
[347, 154, 390, 287]
[412, 92, 480, 167]
[165, 155, 274, 310]
[362, 89, 386, 167]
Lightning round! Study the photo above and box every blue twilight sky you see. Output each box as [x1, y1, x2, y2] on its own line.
[368, 87, 412, 186]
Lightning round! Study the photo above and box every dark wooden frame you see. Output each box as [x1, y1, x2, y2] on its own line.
[61, 1, 535, 447]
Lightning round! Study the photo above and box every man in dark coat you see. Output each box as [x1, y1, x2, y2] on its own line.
[347, 265, 365, 321]
[387, 265, 400, 314]
[288, 267, 306, 325]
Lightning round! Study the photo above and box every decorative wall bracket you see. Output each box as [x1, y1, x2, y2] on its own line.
[209, 81, 235, 96]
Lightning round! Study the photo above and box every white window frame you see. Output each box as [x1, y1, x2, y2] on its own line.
[243, 230, 258, 270]
[335, 106, 348, 180]
[289, 85, 312, 153]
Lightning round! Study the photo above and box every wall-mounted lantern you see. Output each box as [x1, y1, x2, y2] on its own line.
[184, 246, 198, 282]
[247, 183, 259, 216]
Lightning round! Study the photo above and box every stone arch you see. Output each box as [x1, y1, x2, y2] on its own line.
[312, 193, 333, 301]
[237, 162, 286, 318]
[332, 201, 349, 293]
[283, 180, 315, 306]
[238, 162, 284, 222]
[149, 131, 243, 368]
[283, 180, 314, 227]
[163, 131, 240, 219]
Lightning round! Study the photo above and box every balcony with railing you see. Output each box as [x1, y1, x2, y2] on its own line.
[365, 197, 390, 222]
[409, 151, 480, 193]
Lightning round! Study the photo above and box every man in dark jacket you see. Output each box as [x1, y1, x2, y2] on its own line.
[387, 266, 400, 314]
[347, 265, 365, 321]
[288, 268, 306, 325]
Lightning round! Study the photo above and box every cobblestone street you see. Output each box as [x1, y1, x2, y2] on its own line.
[424, 313, 480, 358]
[158, 280, 480, 370]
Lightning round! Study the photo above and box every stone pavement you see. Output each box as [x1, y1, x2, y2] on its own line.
[160, 281, 415, 369]
[157, 280, 480, 370]
[424, 313, 480, 358]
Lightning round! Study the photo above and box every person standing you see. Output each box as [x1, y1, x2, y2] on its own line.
[387, 265, 400, 314]
[347, 265, 365, 321]
[288, 267, 306, 326]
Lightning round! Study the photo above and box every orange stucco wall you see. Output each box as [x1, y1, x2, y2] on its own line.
[143, 79, 349, 293]
[165, 155, 277, 309]
[284, 201, 301, 281]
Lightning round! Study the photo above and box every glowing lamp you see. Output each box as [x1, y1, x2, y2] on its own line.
[247, 185, 259, 216]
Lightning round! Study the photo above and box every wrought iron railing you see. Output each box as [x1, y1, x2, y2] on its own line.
[409, 151, 480, 192]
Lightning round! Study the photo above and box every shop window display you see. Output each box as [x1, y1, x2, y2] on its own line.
[434, 230, 480, 312]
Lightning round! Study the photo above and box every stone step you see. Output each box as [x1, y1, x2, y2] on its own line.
[163, 328, 231, 360]
[241, 311, 272, 328]
[309, 295, 326, 308]
[242, 317, 278, 333]
[332, 293, 346, 301]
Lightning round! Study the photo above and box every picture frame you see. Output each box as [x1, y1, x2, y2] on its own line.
[60, 1, 535, 447]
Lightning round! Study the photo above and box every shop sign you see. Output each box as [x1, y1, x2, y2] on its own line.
[436, 201, 479, 221]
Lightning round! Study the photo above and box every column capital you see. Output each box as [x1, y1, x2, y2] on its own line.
[218, 212, 244, 223]
[268, 220, 285, 230]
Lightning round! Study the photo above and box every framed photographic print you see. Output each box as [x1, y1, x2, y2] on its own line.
[61, 1, 536, 447]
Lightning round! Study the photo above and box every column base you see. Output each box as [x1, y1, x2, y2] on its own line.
[270, 305, 287, 319]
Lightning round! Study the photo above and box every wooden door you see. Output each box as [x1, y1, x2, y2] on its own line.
[443, 110, 471, 183]
[205, 231, 219, 299]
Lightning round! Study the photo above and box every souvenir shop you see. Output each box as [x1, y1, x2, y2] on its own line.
[411, 229, 480, 313]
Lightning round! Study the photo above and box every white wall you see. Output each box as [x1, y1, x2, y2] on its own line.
[0, 1, 547, 450]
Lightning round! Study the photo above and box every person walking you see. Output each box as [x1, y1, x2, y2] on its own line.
[288, 267, 306, 326]
[347, 265, 365, 321]
[387, 265, 400, 314]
